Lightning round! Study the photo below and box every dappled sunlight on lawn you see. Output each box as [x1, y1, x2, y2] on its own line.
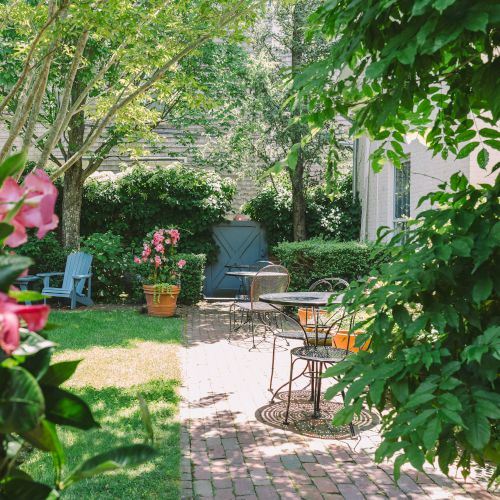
[55, 340, 180, 388]
[22, 309, 182, 499]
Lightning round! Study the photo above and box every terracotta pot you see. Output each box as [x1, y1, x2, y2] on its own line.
[332, 329, 370, 353]
[143, 284, 180, 317]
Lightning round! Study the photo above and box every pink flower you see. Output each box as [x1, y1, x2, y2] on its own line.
[0, 170, 59, 247]
[154, 255, 161, 268]
[165, 238, 171, 245]
[142, 244, 151, 258]
[134, 256, 141, 264]
[0, 293, 50, 355]
[169, 229, 180, 244]
[177, 259, 186, 269]
[155, 244, 164, 254]
[152, 231, 164, 245]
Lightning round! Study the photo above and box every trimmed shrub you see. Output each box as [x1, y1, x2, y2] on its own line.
[273, 239, 386, 290]
[80, 164, 235, 262]
[177, 253, 207, 305]
[80, 232, 132, 302]
[243, 175, 361, 246]
[20, 232, 67, 274]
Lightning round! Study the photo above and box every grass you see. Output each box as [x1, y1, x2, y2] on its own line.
[23, 308, 183, 499]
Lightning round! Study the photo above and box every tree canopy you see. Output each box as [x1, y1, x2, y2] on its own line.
[294, 0, 499, 172]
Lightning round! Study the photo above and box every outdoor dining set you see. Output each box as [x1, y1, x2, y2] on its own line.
[226, 262, 368, 437]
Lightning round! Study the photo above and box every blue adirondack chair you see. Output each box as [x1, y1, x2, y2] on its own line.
[38, 252, 93, 309]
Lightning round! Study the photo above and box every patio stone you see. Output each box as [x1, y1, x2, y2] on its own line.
[179, 304, 489, 500]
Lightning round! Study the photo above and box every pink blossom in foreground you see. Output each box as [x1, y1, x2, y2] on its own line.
[134, 256, 141, 264]
[155, 243, 164, 254]
[154, 255, 161, 268]
[0, 293, 50, 355]
[177, 259, 186, 269]
[0, 170, 59, 247]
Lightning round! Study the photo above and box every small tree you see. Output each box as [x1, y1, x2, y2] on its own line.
[0, 0, 258, 248]
[292, 0, 499, 482]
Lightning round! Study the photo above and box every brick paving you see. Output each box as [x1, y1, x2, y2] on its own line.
[179, 304, 494, 499]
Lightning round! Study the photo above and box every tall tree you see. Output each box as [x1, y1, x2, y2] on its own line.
[186, 0, 348, 241]
[0, 0, 258, 248]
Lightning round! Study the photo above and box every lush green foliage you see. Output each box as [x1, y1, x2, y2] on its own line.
[325, 174, 500, 482]
[21, 231, 67, 275]
[80, 232, 132, 302]
[176, 253, 206, 305]
[80, 165, 235, 262]
[273, 239, 385, 291]
[295, 0, 499, 173]
[22, 231, 206, 305]
[24, 309, 182, 499]
[243, 175, 360, 246]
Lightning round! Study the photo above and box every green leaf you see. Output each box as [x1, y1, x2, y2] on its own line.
[0, 366, 44, 433]
[9, 290, 47, 303]
[406, 445, 425, 470]
[478, 128, 500, 139]
[287, 144, 300, 172]
[434, 244, 451, 261]
[465, 12, 488, 32]
[0, 151, 27, 186]
[405, 392, 435, 409]
[0, 222, 14, 241]
[20, 418, 64, 457]
[138, 393, 154, 443]
[477, 148, 489, 169]
[423, 416, 442, 449]
[0, 255, 33, 293]
[484, 139, 500, 150]
[41, 360, 82, 387]
[19, 346, 53, 381]
[451, 237, 473, 256]
[433, 0, 455, 13]
[14, 332, 55, 358]
[42, 385, 99, 430]
[463, 413, 490, 450]
[64, 445, 158, 486]
[456, 141, 479, 159]
[472, 277, 493, 303]
[3, 479, 54, 500]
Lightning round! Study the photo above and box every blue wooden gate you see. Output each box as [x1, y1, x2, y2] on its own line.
[204, 221, 267, 298]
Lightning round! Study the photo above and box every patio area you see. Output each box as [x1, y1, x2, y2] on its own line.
[179, 303, 492, 500]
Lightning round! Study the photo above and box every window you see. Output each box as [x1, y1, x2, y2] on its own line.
[394, 158, 411, 233]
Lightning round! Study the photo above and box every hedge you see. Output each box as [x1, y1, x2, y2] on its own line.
[273, 239, 386, 291]
[79, 164, 235, 262]
[176, 253, 206, 305]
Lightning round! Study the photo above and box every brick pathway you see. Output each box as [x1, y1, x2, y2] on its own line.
[179, 304, 493, 499]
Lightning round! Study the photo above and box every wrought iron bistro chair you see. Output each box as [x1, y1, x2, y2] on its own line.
[268, 278, 349, 393]
[282, 306, 359, 437]
[229, 264, 290, 349]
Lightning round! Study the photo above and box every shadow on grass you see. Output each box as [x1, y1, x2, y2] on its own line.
[23, 379, 181, 500]
[47, 309, 183, 351]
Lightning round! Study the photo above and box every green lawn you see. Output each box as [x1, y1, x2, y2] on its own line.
[23, 308, 183, 499]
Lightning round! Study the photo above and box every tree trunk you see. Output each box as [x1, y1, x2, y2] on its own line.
[291, 158, 307, 241]
[289, 2, 307, 241]
[61, 77, 86, 249]
[62, 165, 83, 249]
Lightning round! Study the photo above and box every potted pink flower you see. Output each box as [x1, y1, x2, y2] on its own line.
[133, 228, 186, 317]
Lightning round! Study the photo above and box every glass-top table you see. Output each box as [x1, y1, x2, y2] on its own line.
[259, 291, 344, 307]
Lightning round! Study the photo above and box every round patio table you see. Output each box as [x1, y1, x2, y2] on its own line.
[260, 291, 347, 422]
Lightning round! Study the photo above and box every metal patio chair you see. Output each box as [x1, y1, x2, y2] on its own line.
[268, 278, 349, 392]
[279, 305, 360, 437]
[229, 264, 289, 349]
